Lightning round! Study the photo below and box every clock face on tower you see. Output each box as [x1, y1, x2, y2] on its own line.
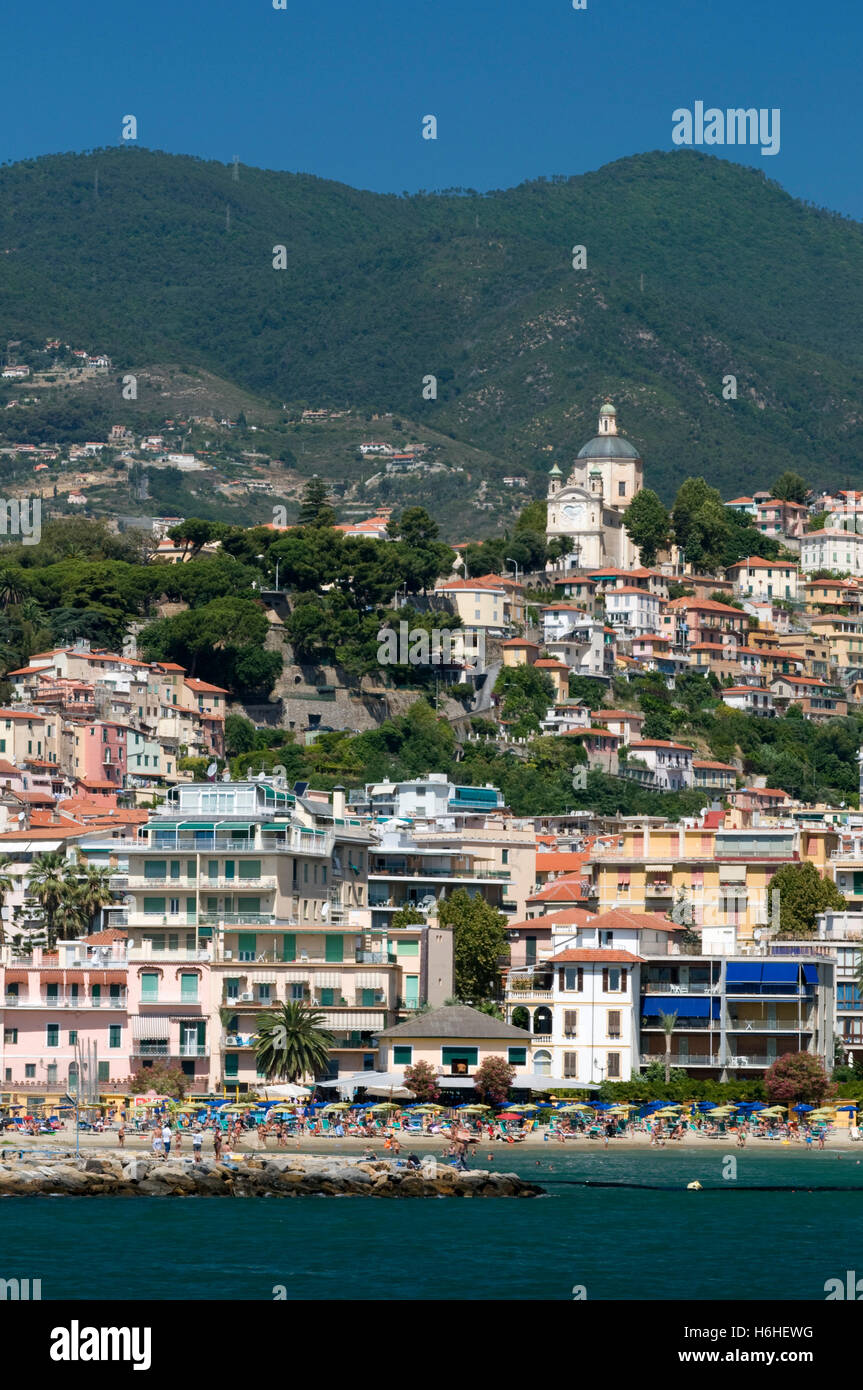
[562, 502, 585, 523]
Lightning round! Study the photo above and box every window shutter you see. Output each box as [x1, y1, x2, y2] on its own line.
[621, 968, 627, 991]
[577, 968, 584, 992]
[607, 1052, 621, 1079]
[564, 1010, 578, 1036]
[608, 1010, 621, 1038]
[602, 967, 609, 992]
[558, 967, 565, 990]
[563, 1051, 578, 1078]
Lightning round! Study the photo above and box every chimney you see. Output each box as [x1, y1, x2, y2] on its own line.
[332, 786, 346, 820]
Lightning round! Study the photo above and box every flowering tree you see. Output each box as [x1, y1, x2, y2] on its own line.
[404, 1059, 441, 1102]
[765, 1052, 833, 1106]
[472, 1056, 515, 1107]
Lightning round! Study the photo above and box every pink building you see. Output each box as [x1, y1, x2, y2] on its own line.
[0, 936, 130, 1095]
[71, 720, 128, 790]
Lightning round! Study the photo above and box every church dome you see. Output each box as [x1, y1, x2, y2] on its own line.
[576, 434, 641, 459]
[599, 401, 616, 417]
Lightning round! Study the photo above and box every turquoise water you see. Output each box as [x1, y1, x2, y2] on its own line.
[3, 1148, 861, 1300]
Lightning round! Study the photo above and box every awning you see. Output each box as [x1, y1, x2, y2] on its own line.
[354, 973, 385, 988]
[641, 996, 719, 1018]
[4, 971, 28, 984]
[511, 1074, 600, 1091]
[761, 963, 800, 984]
[719, 864, 747, 883]
[313, 972, 341, 988]
[131, 1017, 170, 1040]
[802, 963, 819, 984]
[104, 971, 127, 984]
[434, 1076, 477, 1089]
[40, 970, 63, 982]
[726, 964, 763, 983]
[320, 1011, 383, 1029]
[648, 865, 674, 874]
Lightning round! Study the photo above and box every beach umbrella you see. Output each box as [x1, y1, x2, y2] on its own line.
[836, 1103, 858, 1112]
[411, 1105, 444, 1114]
[457, 1104, 490, 1114]
[370, 1102, 401, 1113]
[793, 1103, 815, 1113]
[557, 1103, 592, 1114]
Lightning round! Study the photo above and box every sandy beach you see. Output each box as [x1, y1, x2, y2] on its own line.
[3, 1124, 859, 1158]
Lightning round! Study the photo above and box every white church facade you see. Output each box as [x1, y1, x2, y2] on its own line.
[546, 401, 644, 570]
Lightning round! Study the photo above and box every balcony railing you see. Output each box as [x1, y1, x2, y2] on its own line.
[727, 1019, 814, 1032]
[5, 993, 128, 1009]
[369, 867, 510, 880]
[642, 983, 719, 994]
[640, 1053, 719, 1066]
[179, 1043, 209, 1057]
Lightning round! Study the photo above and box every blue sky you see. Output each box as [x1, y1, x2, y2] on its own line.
[4, 0, 860, 216]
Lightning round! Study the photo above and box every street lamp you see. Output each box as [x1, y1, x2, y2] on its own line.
[506, 557, 520, 588]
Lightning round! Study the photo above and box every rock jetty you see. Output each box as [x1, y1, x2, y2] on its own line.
[0, 1152, 543, 1198]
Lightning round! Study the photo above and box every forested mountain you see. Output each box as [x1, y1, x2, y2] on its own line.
[2, 146, 863, 499]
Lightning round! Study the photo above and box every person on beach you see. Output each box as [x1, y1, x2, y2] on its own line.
[162, 1122, 172, 1158]
[213, 1127, 222, 1161]
[152, 1127, 164, 1160]
[192, 1127, 203, 1163]
[174, 1126, 182, 1154]
[118, 1123, 125, 1149]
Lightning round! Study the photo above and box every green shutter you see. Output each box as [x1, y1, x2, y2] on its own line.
[508, 1047, 527, 1066]
[321, 987, 336, 1007]
[224, 1053, 239, 1078]
[361, 989, 376, 1007]
[109, 1026, 121, 1048]
[141, 972, 159, 1001]
[180, 973, 198, 1002]
[143, 897, 166, 914]
[405, 975, 419, 1008]
[224, 860, 235, 880]
[397, 939, 419, 957]
[237, 897, 261, 913]
[239, 860, 261, 879]
[238, 933, 257, 958]
[282, 933, 296, 962]
[393, 1046, 413, 1065]
[144, 861, 167, 879]
[325, 935, 344, 963]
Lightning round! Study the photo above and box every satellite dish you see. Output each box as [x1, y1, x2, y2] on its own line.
[320, 902, 329, 920]
[17, 811, 25, 822]
[205, 761, 217, 780]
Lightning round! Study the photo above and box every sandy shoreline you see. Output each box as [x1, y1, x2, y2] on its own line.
[3, 1126, 859, 1158]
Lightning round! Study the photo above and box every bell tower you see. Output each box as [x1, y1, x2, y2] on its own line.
[598, 400, 618, 436]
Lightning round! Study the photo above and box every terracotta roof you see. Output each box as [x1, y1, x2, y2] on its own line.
[588, 908, 683, 935]
[667, 597, 747, 615]
[527, 874, 592, 904]
[628, 740, 694, 752]
[506, 907, 597, 933]
[693, 760, 737, 771]
[501, 638, 540, 648]
[728, 556, 798, 570]
[80, 929, 129, 944]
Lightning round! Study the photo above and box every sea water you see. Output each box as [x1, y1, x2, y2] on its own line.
[1, 1148, 859, 1300]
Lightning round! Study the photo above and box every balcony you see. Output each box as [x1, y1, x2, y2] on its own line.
[355, 951, 395, 965]
[179, 1043, 209, 1057]
[727, 1056, 775, 1068]
[5, 993, 128, 1009]
[198, 913, 277, 927]
[640, 1053, 720, 1067]
[505, 986, 553, 1002]
[641, 1017, 715, 1030]
[727, 1019, 814, 1033]
[369, 867, 510, 881]
[642, 982, 719, 994]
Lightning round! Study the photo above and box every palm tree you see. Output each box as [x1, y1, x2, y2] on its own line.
[67, 863, 116, 936]
[254, 1002, 334, 1084]
[0, 570, 24, 610]
[28, 851, 68, 948]
[0, 856, 14, 946]
[659, 1010, 678, 1084]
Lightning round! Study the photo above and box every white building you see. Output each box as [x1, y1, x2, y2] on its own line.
[603, 587, 663, 640]
[800, 529, 863, 579]
[546, 402, 644, 571]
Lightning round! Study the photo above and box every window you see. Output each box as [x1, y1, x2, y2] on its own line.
[393, 1046, 413, 1066]
[3, 1029, 17, 1045]
[602, 967, 626, 993]
[508, 1047, 527, 1066]
[98, 1062, 110, 1082]
[564, 1009, 578, 1037]
[607, 1009, 621, 1040]
[46, 1024, 59, 1048]
[46, 983, 58, 1001]
[320, 988, 336, 1007]
[224, 1053, 239, 1079]
[360, 989, 377, 1007]
[442, 1046, 477, 1074]
[180, 973, 198, 1002]
[68, 1030, 77, 1045]
[258, 984, 271, 1003]
[141, 972, 159, 1002]
[562, 967, 583, 992]
[25, 1065, 35, 1079]
[109, 1026, 121, 1049]
[607, 1052, 621, 1079]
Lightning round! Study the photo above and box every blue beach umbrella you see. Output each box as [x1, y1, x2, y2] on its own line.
[793, 1104, 815, 1113]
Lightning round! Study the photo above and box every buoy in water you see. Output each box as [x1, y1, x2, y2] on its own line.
[686, 1181, 703, 1190]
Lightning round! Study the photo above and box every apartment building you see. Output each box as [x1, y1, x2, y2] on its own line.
[727, 556, 800, 602]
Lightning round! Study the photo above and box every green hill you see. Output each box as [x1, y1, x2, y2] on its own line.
[2, 146, 863, 501]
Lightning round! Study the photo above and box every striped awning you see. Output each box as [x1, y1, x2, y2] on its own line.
[4, 971, 28, 984]
[247, 971, 277, 985]
[313, 972, 341, 988]
[131, 1017, 169, 1040]
[279, 970, 311, 982]
[40, 970, 63, 982]
[354, 973, 385, 988]
[320, 1011, 384, 1030]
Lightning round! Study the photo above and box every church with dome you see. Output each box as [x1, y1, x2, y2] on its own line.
[546, 401, 644, 570]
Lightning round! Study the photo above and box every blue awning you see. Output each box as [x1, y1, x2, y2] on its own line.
[726, 964, 762, 983]
[761, 963, 799, 984]
[641, 996, 716, 1018]
[802, 963, 819, 984]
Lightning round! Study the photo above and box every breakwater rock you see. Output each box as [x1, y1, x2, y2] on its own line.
[0, 1152, 544, 1198]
